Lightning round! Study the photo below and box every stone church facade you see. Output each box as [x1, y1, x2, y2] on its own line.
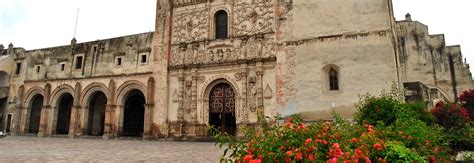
[0, 0, 472, 139]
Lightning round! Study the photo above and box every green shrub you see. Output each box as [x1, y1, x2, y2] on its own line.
[383, 141, 423, 162]
[355, 93, 400, 126]
[355, 91, 434, 127]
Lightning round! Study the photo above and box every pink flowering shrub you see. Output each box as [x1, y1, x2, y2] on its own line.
[432, 102, 470, 131]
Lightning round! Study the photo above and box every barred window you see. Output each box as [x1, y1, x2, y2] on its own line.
[215, 10, 228, 39]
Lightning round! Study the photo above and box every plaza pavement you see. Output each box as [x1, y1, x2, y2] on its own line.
[0, 136, 225, 162]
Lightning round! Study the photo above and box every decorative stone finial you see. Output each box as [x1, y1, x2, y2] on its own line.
[0, 44, 4, 50]
[8, 43, 13, 49]
[71, 37, 77, 46]
[405, 13, 412, 21]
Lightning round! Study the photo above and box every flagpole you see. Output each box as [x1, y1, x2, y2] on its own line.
[74, 8, 79, 38]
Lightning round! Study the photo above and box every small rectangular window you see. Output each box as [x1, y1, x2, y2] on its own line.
[36, 66, 41, 73]
[60, 63, 65, 71]
[116, 57, 122, 66]
[15, 63, 21, 75]
[75, 56, 83, 69]
[141, 54, 147, 63]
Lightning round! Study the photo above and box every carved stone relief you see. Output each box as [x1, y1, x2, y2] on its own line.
[184, 80, 192, 113]
[264, 84, 273, 99]
[172, 10, 208, 44]
[248, 76, 258, 112]
[234, 0, 274, 36]
[170, 36, 276, 67]
[172, 89, 179, 102]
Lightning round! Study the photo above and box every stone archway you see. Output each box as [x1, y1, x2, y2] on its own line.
[50, 85, 75, 135]
[86, 91, 107, 136]
[55, 93, 73, 135]
[115, 80, 149, 138]
[208, 83, 237, 136]
[121, 89, 146, 137]
[80, 83, 110, 136]
[28, 94, 44, 133]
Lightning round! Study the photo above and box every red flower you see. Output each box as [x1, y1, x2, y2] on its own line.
[330, 157, 338, 163]
[351, 138, 358, 143]
[285, 151, 293, 157]
[295, 152, 302, 160]
[251, 159, 262, 163]
[299, 123, 305, 129]
[244, 155, 253, 161]
[365, 157, 371, 163]
[308, 154, 315, 161]
[305, 138, 312, 144]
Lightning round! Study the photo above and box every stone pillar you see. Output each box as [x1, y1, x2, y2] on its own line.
[68, 105, 81, 137]
[143, 104, 153, 139]
[71, 82, 82, 137]
[103, 104, 116, 139]
[38, 105, 50, 137]
[47, 107, 56, 135]
[15, 106, 26, 135]
[256, 62, 264, 114]
[191, 75, 198, 122]
[76, 107, 91, 136]
[115, 105, 124, 136]
[177, 76, 185, 122]
[240, 66, 249, 123]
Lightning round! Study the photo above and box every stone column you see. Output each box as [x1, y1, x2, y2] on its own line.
[103, 104, 116, 139]
[239, 65, 249, 123]
[15, 106, 26, 135]
[177, 76, 185, 122]
[76, 107, 91, 136]
[191, 75, 198, 122]
[143, 104, 153, 139]
[68, 105, 82, 137]
[47, 107, 56, 135]
[115, 105, 124, 136]
[38, 105, 50, 137]
[256, 62, 264, 114]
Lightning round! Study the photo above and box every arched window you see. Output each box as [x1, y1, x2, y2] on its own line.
[215, 10, 228, 39]
[329, 68, 339, 91]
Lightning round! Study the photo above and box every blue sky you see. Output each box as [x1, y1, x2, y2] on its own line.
[0, 0, 473, 75]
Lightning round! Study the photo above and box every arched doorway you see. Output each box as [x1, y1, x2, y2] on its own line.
[87, 92, 107, 136]
[28, 95, 44, 133]
[55, 93, 73, 135]
[209, 83, 236, 136]
[0, 71, 8, 87]
[122, 90, 145, 137]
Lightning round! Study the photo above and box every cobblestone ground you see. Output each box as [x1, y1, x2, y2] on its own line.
[0, 136, 224, 162]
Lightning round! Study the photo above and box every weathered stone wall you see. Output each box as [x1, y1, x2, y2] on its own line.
[0, 45, 19, 132]
[396, 17, 473, 101]
[276, 0, 399, 119]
